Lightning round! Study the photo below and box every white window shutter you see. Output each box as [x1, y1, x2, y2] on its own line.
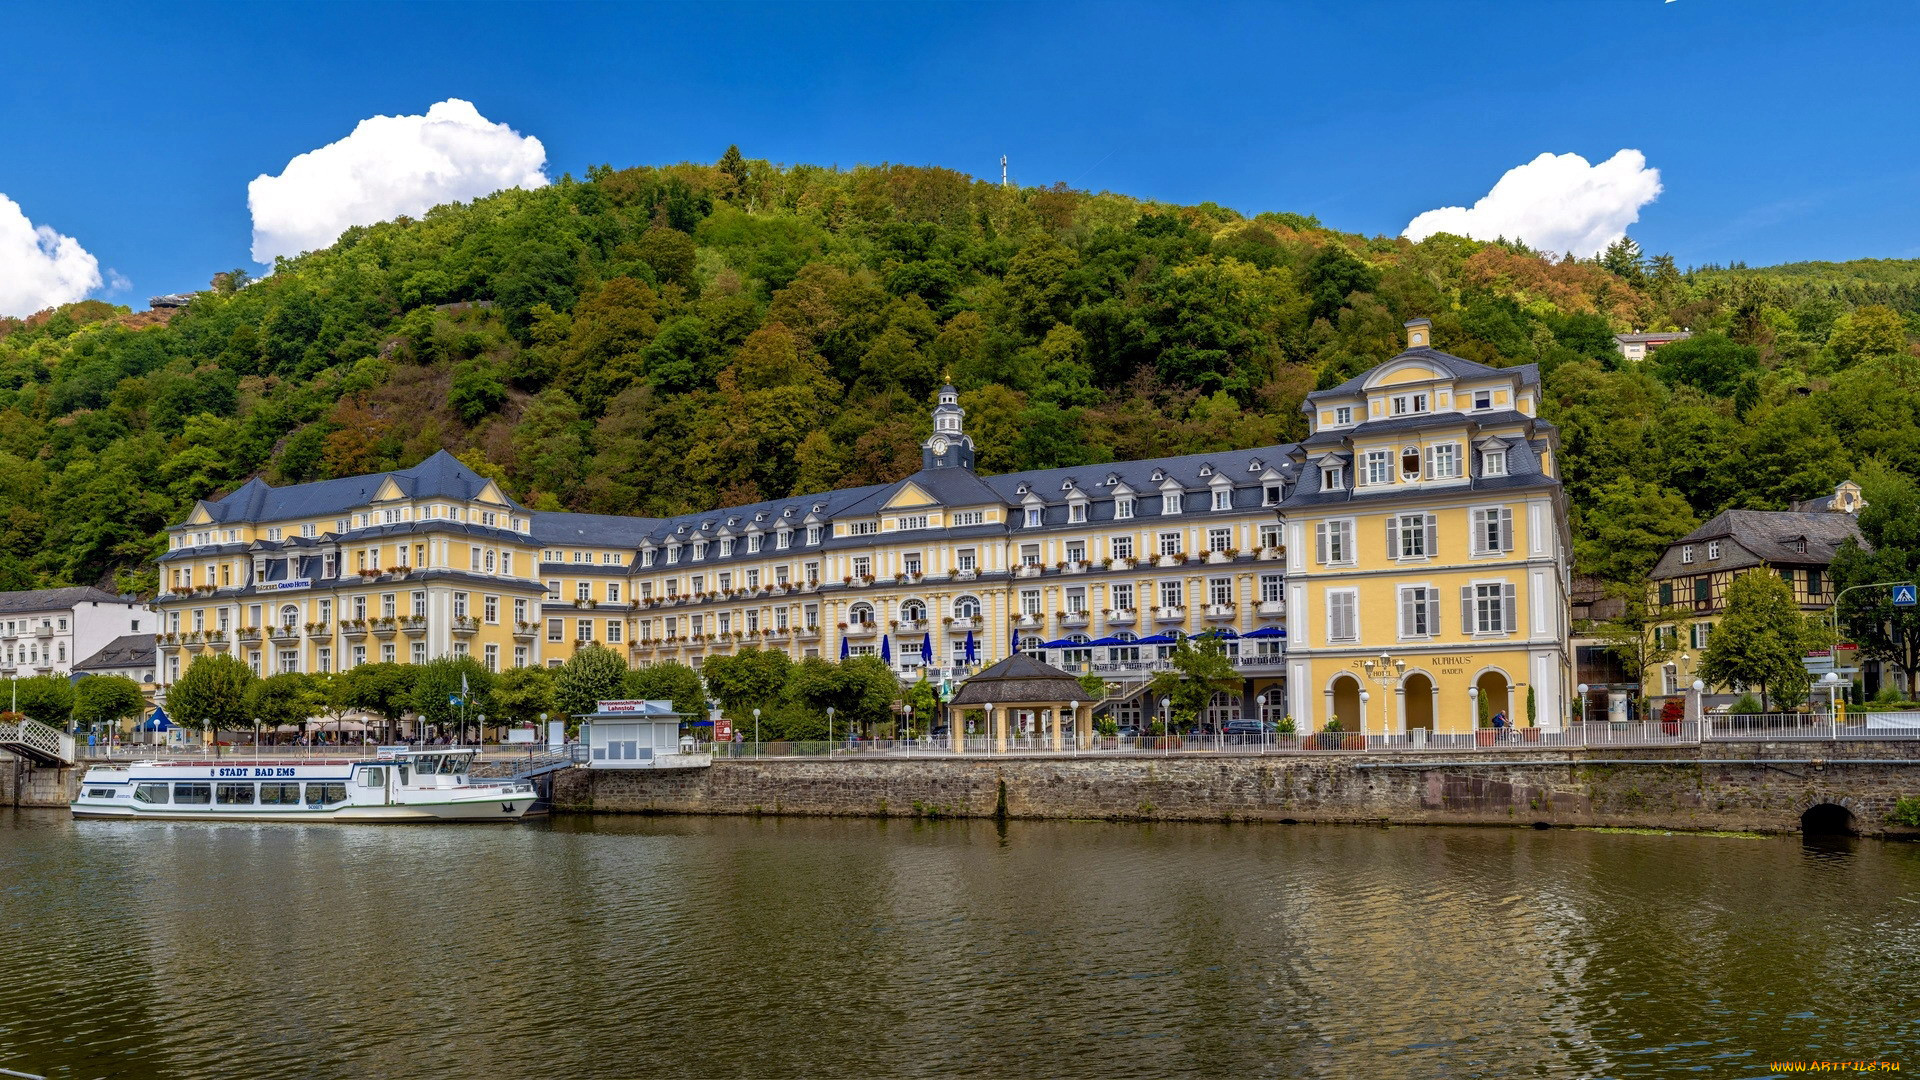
[1469, 510, 1484, 555]
[1337, 520, 1352, 561]
[1460, 586, 1474, 632]
[1427, 587, 1441, 636]
[1386, 516, 1399, 559]
[1424, 514, 1438, 557]
[1503, 582, 1517, 633]
[1499, 508, 1514, 551]
[1399, 589, 1414, 638]
[1315, 522, 1328, 564]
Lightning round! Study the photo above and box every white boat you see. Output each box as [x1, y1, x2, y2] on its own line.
[70, 749, 537, 823]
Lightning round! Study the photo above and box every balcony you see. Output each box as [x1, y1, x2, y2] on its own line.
[1058, 610, 1091, 629]
[341, 620, 370, 639]
[1238, 652, 1287, 668]
[370, 619, 399, 637]
[842, 621, 878, 639]
[450, 616, 479, 636]
[1204, 550, 1238, 565]
[794, 625, 821, 641]
[1013, 613, 1043, 631]
[1204, 603, 1236, 621]
[1105, 608, 1137, 626]
[0, 629, 15, 641]
[1107, 558, 1135, 572]
[400, 616, 428, 635]
[898, 618, 929, 633]
[206, 631, 231, 650]
[269, 626, 301, 642]
[1155, 554, 1187, 569]
[946, 616, 980, 633]
[304, 621, 332, 638]
[1153, 606, 1187, 624]
[512, 621, 538, 640]
[1059, 560, 1089, 575]
[1015, 564, 1043, 580]
[1256, 599, 1286, 617]
[34, 625, 53, 639]
[235, 627, 262, 643]
[1256, 546, 1285, 561]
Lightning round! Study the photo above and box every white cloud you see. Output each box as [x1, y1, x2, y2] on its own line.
[0, 193, 103, 318]
[247, 98, 548, 264]
[1403, 150, 1662, 258]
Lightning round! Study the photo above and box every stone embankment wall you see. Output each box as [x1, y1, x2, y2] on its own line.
[551, 744, 1920, 836]
[2, 757, 78, 808]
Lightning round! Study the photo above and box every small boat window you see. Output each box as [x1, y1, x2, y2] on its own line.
[259, 783, 301, 805]
[216, 783, 256, 806]
[360, 768, 387, 789]
[304, 783, 347, 807]
[398, 765, 410, 785]
[173, 782, 212, 805]
[87, 788, 116, 799]
[134, 783, 169, 804]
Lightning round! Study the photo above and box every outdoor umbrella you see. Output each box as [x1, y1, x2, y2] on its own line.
[1010, 626, 1021, 653]
[880, 635, 892, 663]
[921, 631, 933, 667]
[840, 635, 850, 660]
[964, 630, 976, 664]
[1243, 625, 1285, 638]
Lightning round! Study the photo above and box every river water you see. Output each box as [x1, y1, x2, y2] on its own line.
[2, 810, 1917, 1079]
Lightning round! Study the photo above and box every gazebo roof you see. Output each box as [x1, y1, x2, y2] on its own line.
[949, 653, 1086, 706]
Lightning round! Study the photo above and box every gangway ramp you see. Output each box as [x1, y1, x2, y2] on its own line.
[0, 717, 75, 767]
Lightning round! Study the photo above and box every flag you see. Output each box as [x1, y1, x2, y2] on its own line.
[461, 672, 470, 696]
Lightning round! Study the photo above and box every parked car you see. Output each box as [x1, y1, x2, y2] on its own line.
[1115, 725, 1145, 738]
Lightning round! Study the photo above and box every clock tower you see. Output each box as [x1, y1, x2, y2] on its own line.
[923, 384, 975, 470]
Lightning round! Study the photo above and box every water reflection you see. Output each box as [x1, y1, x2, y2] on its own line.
[2, 809, 1918, 1079]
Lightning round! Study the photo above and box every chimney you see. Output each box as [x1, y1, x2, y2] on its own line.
[1404, 318, 1432, 350]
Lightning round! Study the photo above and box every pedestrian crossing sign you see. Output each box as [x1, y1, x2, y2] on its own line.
[1894, 585, 1917, 607]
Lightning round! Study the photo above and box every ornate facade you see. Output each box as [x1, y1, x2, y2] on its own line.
[154, 322, 1575, 733]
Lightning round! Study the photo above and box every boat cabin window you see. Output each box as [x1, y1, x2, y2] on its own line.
[304, 783, 347, 807]
[174, 783, 212, 805]
[87, 788, 116, 799]
[411, 755, 468, 777]
[259, 783, 301, 805]
[360, 768, 387, 789]
[134, 783, 169, 804]
[216, 783, 255, 805]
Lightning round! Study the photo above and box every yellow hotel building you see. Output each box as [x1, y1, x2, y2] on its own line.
[1281, 319, 1573, 734]
[154, 320, 1573, 734]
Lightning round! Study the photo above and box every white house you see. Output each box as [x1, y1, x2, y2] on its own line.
[579, 699, 711, 770]
[0, 588, 154, 680]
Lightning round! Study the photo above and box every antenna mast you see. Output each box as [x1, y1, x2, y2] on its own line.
[1001, 155, 1008, 187]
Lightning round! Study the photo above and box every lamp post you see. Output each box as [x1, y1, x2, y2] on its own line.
[1361, 652, 1407, 737]
[1820, 671, 1843, 730]
[827, 706, 836, 757]
[1068, 699, 1078, 755]
[903, 704, 912, 758]
[1690, 678, 1705, 735]
[1575, 684, 1589, 726]
[753, 707, 761, 761]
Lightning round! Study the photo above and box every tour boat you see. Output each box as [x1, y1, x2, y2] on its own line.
[69, 748, 537, 823]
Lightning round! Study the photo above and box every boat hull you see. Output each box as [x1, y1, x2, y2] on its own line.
[70, 794, 535, 823]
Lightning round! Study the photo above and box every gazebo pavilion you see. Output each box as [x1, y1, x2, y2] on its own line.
[947, 653, 1093, 752]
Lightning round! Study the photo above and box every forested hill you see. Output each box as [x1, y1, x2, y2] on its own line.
[3, 151, 1919, 598]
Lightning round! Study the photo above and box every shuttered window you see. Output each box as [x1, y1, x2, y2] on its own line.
[1399, 586, 1440, 638]
[1388, 513, 1437, 559]
[1327, 590, 1358, 642]
[1471, 507, 1514, 554]
[1463, 582, 1518, 634]
[1314, 520, 1353, 565]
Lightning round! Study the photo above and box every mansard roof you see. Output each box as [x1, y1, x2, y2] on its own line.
[531, 511, 666, 548]
[189, 451, 523, 527]
[1648, 509, 1865, 579]
[0, 586, 133, 614]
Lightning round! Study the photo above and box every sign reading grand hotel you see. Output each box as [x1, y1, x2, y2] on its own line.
[265, 578, 312, 592]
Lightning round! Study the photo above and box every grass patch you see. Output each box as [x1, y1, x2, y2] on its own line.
[1578, 826, 1767, 839]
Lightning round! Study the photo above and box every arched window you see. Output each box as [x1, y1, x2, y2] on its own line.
[1018, 635, 1042, 653]
[1114, 631, 1138, 642]
[484, 549, 497, 573]
[280, 605, 299, 629]
[1068, 634, 1090, 645]
[1400, 446, 1422, 479]
[901, 599, 926, 622]
[849, 603, 875, 626]
[953, 595, 980, 619]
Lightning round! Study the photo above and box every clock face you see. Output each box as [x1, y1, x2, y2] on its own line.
[930, 436, 950, 455]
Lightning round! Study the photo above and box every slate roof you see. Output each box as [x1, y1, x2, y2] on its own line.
[532, 511, 666, 548]
[1305, 348, 1540, 405]
[189, 450, 522, 526]
[0, 587, 132, 614]
[949, 653, 1087, 706]
[1615, 331, 1692, 344]
[1649, 509, 1866, 580]
[74, 633, 156, 673]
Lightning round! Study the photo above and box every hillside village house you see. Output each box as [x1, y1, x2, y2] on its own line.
[153, 320, 1575, 735]
[1614, 329, 1693, 362]
[1645, 482, 1868, 703]
[0, 587, 153, 680]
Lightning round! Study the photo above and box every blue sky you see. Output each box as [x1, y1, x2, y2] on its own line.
[2, 0, 1916, 310]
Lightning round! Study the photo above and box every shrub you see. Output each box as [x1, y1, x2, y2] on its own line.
[1890, 796, 1920, 828]
[1730, 693, 1764, 715]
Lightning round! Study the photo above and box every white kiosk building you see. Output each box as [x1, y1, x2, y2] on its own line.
[579, 700, 712, 770]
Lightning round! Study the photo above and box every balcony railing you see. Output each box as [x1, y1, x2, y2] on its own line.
[1153, 606, 1186, 623]
[1204, 603, 1236, 621]
[1256, 600, 1286, 617]
[1013, 613, 1043, 630]
[450, 616, 479, 635]
[946, 617, 980, 633]
[1105, 609, 1137, 626]
[841, 622, 878, 639]
[1057, 610, 1090, 629]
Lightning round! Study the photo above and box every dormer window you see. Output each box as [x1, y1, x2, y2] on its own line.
[1707, 541, 1721, 560]
[806, 525, 822, 544]
[719, 539, 733, 557]
[1681, 545, 1694, 564]
[1481, 449, 1507, 477]
[1212, 489, 1231, 511]
[1334, 406, 1353, 425]
[1473, 390, 1492, 410]
[1161, 493, 1182, 515]
[1198, 465, 1212, 477]
[1321, 465, 1346, 491]
[1263, 484, 1281, 506]
[1069, 502, 1087, 523]
[1025, 508, 1042, 528]
[1116, 496, 1135, 520]
[1391, 393, 1428, 416]
[1151, 470, 1165, 482]
[693, 542, 708, 561]
[776, 530, 791, 550]
[641, 550, 656, 568]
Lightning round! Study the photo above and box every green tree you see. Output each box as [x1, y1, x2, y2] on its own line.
[1830, 463, 1920, 689]
[166, 653, 255, 736]
[335, 662, 417, 742]
[244, 672, 326, 732]
[71, 675, 144, 733]
[492, 665, 557, 728]
[1593, 593, 1688, 700]
[623, 661, 706, 719]
[555, 644, 629, 719]
[700, 647, 793, 720]
[1700, 570, 1831, 710]
[1148, 633, 1241, 732]
[1574, 477, 1699, 585]
[410, 655, 494, 739]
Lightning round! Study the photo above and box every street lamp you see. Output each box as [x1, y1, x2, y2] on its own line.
[1361, 653, 1407, 737]
[753, 707, 761, 760]
[827, 706, 836, 754]
[1576, 683, 1589, 725]
[1819, 671, 1843, 726]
